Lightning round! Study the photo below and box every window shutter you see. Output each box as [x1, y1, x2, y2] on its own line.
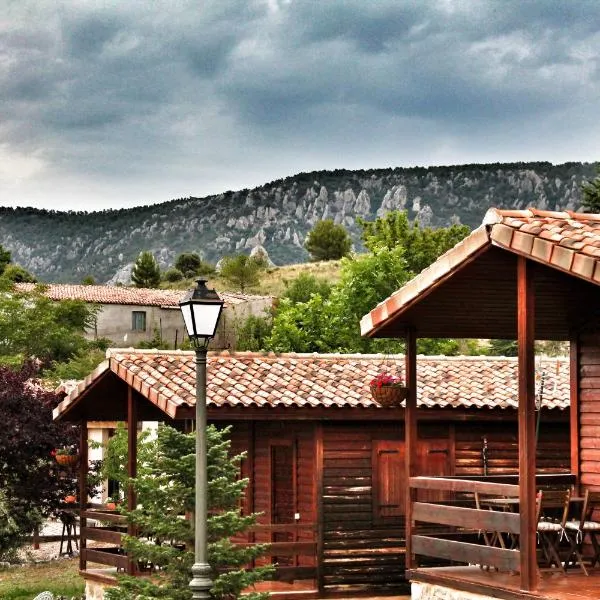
[373, 440, 405, 519]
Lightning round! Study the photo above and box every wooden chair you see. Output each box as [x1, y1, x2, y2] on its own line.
[536, 488, 571, 573]
[475, 492, 506, 551]
[564, 490, 600, 574]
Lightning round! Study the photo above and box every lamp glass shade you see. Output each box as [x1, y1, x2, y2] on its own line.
[181, 301, 223, 339]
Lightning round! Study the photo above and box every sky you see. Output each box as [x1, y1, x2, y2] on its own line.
[2, 0, 600, 212]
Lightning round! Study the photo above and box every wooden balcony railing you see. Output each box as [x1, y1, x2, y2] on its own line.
[408, 473, 577, 573]
[79, 511, 317, 582]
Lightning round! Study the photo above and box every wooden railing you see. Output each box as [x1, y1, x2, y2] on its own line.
[408, 474, 577, 573]
[79, 512, 317, 582]
[80, 508, 128, 572]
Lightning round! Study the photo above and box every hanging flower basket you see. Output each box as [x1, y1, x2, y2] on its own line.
[56, 453, 79, 466]
[54, 446, 79, 466]
[369, 373, 408, 408]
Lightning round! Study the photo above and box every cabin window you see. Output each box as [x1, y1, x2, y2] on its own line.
[372, 440, 405, 520]
[131, 311, 147, 331]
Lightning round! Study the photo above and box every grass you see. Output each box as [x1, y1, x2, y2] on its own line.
[163, 259, 343, 297]
[0, 558, 84, 600]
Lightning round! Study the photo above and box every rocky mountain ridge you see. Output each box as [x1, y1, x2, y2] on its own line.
[0, 161, 595, 283]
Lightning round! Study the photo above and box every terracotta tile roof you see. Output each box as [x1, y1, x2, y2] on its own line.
[361, 208, 600, 337]
[14, 283, 270, 308]
[53, 350, 569, 420]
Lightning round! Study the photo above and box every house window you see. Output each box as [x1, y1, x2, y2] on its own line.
[132, 311, 147, 331]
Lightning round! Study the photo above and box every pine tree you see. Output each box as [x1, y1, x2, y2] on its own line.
[131, 251, 161, 288]
[104, 424, 273, 600]
[304, 219, 352, 261]
[582, 165, 600, 212]
[219, 255, 265, 292]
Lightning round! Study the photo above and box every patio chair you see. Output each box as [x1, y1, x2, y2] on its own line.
[475, 492, 506, 551]
[564, 489, 600, 575]
[536, 488, 571, 573]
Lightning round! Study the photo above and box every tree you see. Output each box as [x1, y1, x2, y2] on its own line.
[0, 244, 11, 275]
[1, 264, 36, 283]
[104, 424, 273, 600]
[0, 281, 98, 369]
[219, 254, 265, 292]
[304, 219, 352, 261]
[163, 267, 184, 282]
[235, 315, 273, 351]
[359, 211, 470, 274]
[0, 362, 79, 559]
[582, 165, 600, 212]
[81, 275, 96, 285]
[131, 251, 161, 288]
[283, 273, 332, 303]
[174, 252, 215, 278]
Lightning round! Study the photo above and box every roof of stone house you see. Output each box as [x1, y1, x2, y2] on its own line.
[361, 208, 600, 337]
[53, 349, 569, 420]
[14, 283, 272, 308]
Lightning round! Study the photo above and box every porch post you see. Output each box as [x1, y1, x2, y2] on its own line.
[79, 420, 88, 572]
[405, 327, 417, 571]
[517, 256, 537, 591]
[570, 336, 580, 492]
[127, 387, 138, 575]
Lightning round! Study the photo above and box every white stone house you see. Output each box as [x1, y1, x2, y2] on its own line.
[16, 283, 273, 350]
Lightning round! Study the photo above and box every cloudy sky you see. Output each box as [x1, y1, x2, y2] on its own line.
[2, 1, 600, 211]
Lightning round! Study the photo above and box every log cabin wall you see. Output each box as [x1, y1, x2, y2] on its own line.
[578, 332, 600, 491]
[218, 414, 569, 595]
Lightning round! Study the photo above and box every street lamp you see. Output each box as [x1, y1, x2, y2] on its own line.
[179, 279, 224, 600]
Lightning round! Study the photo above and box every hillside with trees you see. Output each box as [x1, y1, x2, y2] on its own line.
[0, 161, 595, 283]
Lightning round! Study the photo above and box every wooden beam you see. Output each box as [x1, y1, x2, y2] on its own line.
[127, 386, 137, 576]
[79, 420, 88, 572]
[412, 535, 520, 572]
[315, 423, 324, 594]
[413, 502, 521, 534]
[405, 328, 417, 570]
[517, 256, 537, 591]
[570, 336, 580, 493]
[409, 476, 519, 496]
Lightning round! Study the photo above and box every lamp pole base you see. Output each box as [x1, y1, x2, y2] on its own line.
[189, 562, 212, 600]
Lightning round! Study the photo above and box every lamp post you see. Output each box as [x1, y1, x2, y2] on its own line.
[179, 279, 224, 600]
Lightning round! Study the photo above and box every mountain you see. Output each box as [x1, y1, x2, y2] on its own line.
[0, 161, 595, 283]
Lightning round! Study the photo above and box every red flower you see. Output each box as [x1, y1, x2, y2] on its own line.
[369, 372, 404, 388]
[50, 449, 57, 457]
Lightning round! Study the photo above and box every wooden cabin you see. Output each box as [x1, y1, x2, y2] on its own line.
[53, 349, 570, 599]
[361, 208, 600, 600]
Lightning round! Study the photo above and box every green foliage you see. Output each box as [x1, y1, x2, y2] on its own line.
[582, 164, 600, 212]
[137, 328, 171, 350]
[163, 267, 184, 282]
[234, 315, 273, 351]
[1, 265, 36, 283]
[174, 252, 215, 278]
[487, 339, 518, 356]
[0, 281, 98, 369]
[47, 348, 107, 383]
[81, 275, 96, 285]
[219, 254, 265, 293]
[266, 246, 410, 353]
[359, 210, 470, 274]
[131, 251, 161, 288]
[104, 424, 273, 600]
[305, 219, 352, 261]
[283, 273, 332, 303]
[0, 245, 11, 276]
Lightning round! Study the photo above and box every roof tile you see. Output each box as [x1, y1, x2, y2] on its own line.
[54, 350, 569, 420]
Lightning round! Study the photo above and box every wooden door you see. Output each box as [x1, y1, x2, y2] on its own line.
[271, 440, 296, 565]
[417, 438, 451, 503]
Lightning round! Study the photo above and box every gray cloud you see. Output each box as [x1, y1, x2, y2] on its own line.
[1, 0, 599, 210]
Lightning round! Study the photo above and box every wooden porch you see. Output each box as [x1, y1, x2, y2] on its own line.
[409, 567, 600, 600]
